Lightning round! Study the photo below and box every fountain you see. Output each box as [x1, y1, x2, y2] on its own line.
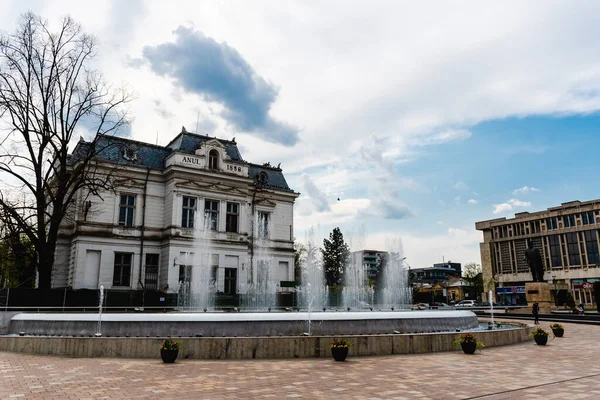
[241, 212, 278, 311]
[0, 226, 532, 360]
[298, 228, 328, 311]
[95, 285, 104, 337]
[342, 251, 374, 310]
[379, 241, 412, 310]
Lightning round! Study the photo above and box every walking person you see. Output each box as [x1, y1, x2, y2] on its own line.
[532, 302, 540, 324]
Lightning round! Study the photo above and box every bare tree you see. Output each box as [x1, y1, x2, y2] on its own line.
[0, 13, 130, 289]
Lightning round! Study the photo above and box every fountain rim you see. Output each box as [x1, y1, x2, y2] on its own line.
[11, 310, 476, 323]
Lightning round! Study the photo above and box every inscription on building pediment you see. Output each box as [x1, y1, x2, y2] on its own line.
[182, 156, 202, 165]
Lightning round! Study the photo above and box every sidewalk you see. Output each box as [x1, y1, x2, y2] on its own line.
[1, 319, 599, 399]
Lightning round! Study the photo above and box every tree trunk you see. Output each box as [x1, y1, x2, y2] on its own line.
[37, 243, 56, 289]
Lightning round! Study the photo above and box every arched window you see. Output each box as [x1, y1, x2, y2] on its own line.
[208, 149, 219, 170]
[258, 171, 268, 185]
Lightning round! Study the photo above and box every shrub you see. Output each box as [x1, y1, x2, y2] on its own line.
[453, 333, 484, 349]
[161, 338, 182, 351]
[530, 327, 549, 337]
[331, 338, 352, 348]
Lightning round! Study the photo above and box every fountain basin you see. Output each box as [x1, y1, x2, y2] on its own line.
[8, 310, 478, 337]
[0, 321, 532, 359]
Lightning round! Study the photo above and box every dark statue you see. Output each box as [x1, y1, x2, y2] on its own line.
[524, 239, 544, 282]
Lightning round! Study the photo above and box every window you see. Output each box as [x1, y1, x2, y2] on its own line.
[204, 200, 219, 230]
[548, 235, 561, 268]
[585, 231, 599, 264]
[583, 211, 594, 225]
[226, 202, 239, 233]
[123, 147, 137, 162]
[144, 254, 159, 290]
[119, 195, 136, 226]
[224, 268, 237, 295]
[546, 217, 557, 230]
[113, 252, 132, 287]
[208, 149, 219, 170]
[179, 265, 192, 283]
[566, 232, 581, 266]
[182, 196, 197, 228]
[258, 212, 269, 239]
[258, 171, 268, 185]
[564, 215, 575, 228]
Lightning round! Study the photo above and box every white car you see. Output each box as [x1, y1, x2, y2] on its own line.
[455, 300, 477, 307]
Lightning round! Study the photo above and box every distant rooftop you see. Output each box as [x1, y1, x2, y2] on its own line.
[476, 198, 600, 229]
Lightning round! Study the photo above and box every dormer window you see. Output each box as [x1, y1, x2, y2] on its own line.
[258, 172, 268, 185]
[208, 149, 219, 170]
[123, 147, 137, 162]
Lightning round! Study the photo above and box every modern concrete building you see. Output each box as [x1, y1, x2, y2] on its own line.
[351, 250, 388, 279]
[476, 200, 600, 306]
[54, 127, 299, 297]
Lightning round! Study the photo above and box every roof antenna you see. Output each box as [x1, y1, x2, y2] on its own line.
[155, 131, 159, 145]
[195, 111, 200, 134]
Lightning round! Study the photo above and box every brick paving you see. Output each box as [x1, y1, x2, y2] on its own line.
[1, 319, 599, 399]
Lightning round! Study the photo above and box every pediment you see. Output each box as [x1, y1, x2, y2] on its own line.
[204, 138, 226, 148]
[254, 198, 277, 207]
[114, 177, 145, 188]
[175, 180, 249, 195]
[194, 138, 231, 161]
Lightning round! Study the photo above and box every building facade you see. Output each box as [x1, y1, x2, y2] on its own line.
[476, 200, 600, 306]
[351, 250, 388, 280]
[410, 262, 461, 285]
[54, 128, 298, 297]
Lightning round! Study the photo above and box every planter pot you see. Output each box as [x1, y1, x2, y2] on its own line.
[533, 335, 548, 346]
[331, 347, 349, 362]
[161, 349, 179, 363]
[460, 342, 477, 354]
[552, 328, 564, 338]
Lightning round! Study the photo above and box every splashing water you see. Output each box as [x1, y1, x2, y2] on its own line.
[298, 228, 328, 311]
[241, 212, 278, 311]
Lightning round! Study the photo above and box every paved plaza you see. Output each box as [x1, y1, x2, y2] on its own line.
[1, 319, 599, 399]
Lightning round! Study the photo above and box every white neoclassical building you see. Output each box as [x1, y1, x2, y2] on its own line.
[54, 127, 298, 297]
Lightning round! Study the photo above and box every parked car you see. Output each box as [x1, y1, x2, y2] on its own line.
[411, 303, 429, 310]
[454, 300, 477, 307]
[431, 302, 449, 307]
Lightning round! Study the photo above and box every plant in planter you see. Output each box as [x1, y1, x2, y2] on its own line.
[160, 338, 182, 363]
[550, 323, 564, 337]
[330, 338, 352, 361]
[453, 333, 484, 354]
[530, 327, 549, 345]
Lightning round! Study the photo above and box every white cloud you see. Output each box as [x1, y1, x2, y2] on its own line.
[492, 198, 532, 214]
[468, 199, 478, 204]
[301, 174, 330, 212]
[448, 227, 468, 237]
[453, 181, 469, 190]
[512, 186, 541, 196]
[410, 129, 472, 147]
[454, 196, 461, 204]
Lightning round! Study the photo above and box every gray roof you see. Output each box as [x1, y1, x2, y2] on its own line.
[248, 164, 293, 192]
[69, 132, 293, 192]
[93, 136, 170, 169]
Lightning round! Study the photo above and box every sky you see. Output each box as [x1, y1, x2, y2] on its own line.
[3, 0, 600, 268]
